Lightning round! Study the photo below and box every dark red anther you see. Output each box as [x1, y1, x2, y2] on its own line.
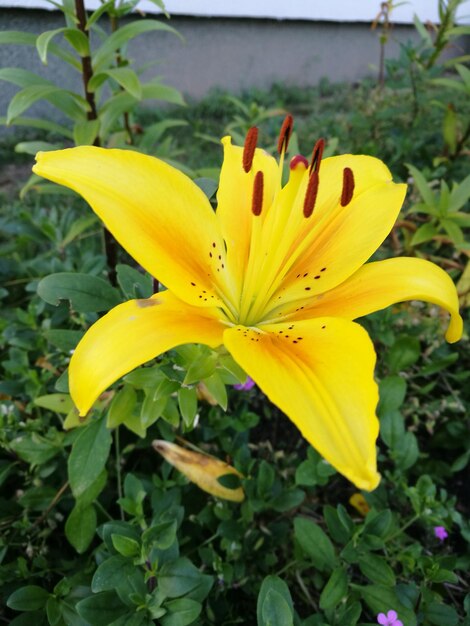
[303, 171, 319, 218]
[243, 127, 258, 173]
[290, 154, 309, 170]
[309, 138, 325, 174]
[277, 114, 294, 154]
[341, 167, 355, 206]
[251, 171, 264, 216]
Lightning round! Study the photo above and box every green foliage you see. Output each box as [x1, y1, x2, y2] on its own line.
[1, 2, 469, 624]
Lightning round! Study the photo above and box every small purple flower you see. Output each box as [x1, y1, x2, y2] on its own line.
[434, 526, 448, 541]
[377, 610, 403, 626]
[234, 376, 255, 391]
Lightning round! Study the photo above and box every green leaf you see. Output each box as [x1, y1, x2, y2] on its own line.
[364, 510, 392, 538]
[395, 432, 419, 470]
[377, 375, 407, 415]
[6, 86, 88, 124]
[449, 174, 470, 212]
[0, 114, 73, 138]
[178, 387, 198, 427]
[0, 30, 81, 69]
[76, 468, 108, 508]
[158, 558, 211, 598]
[202, 372, 227, 410]
[142, 520, 177, 551]
[261, 589, 293, 626]
[358, 555, 396, 586]
[441, 218, 464, 244]
[93, 20, 180, 69]
[64, 29, 90, 57]
[425, 602, 459, 625]
[257, 576, 294, 626]
[319, 568, 348, 610]
[65, 503, 97, 553]
[10, 434, 61, 465]
[92, 555, 136, 592]
[141, 81, 185, 106]
[15, 141, 62, 155]
[73, 119, 100, 146]
[36, 28, 67, 64]
[358, 584, 417, 626]
[7, 586, 49, 611]
[406, 164, 435, 207]
[68, 418, 112, 498]
[194, 177, 218, 199]
[107, 385, 137, 429]
[34, 393, 74, 414]
[45, 329, 83, 352]
[294, 517, 337, 571]
[76, 591, 128, 625]
[38, 272, 121, 312]
[89, 68, 142, 100]
[386, 336, 421, 373]
[116, 264, 153, 299]
[112, 534, 141, 557]
[160, 598, 202, 626]
[411, 222, 438, 245]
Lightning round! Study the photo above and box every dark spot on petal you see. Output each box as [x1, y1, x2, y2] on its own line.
[314, 275, 320, 279]
[321, 267, 326, 272]
[136, 298, 160, 308]
[190, 282, 196, 286]
[305, 287, 311, 291]
[209, 252, 212, 258]
[212, 242, 216, 248]
[303, 273, 308, 277]
[322, 325, 326, 329]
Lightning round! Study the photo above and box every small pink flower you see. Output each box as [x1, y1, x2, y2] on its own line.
[377, 610, 403, 626]
[234, 376, 255, 391]
[434, 526, 448, 541]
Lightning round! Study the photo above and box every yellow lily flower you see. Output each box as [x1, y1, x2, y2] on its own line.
[33, 118, 462, 491]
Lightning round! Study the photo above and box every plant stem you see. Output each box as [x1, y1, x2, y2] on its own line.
[74, 0, 118, 285]
[115, 426, 125, 520]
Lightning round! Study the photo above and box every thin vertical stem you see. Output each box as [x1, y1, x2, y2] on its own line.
[114, 427, 125, 520]
[74, 0, 118, 285]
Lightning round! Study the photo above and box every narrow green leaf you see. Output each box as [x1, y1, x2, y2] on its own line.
[36, 28, 67, 64]
[93, 20, 180, 70]
[406, 164, 435, 207]
[90, 68, 142, 100]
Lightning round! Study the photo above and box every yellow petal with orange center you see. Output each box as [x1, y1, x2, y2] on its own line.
[224, 318, 381, 491]
[69, 290, 226, 416]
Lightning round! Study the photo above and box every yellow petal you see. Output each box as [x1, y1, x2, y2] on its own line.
[287, 257, 463, 343]
[216, 136, 278, 296]
[255, 155, 407, 318]
[70, 290, 225, 416]
[33, 147, 227, 308]
[152, 440, 244, 502]
[224, 318, 381, 491]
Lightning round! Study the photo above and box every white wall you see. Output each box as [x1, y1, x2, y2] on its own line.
[1, 0, 470, 24]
